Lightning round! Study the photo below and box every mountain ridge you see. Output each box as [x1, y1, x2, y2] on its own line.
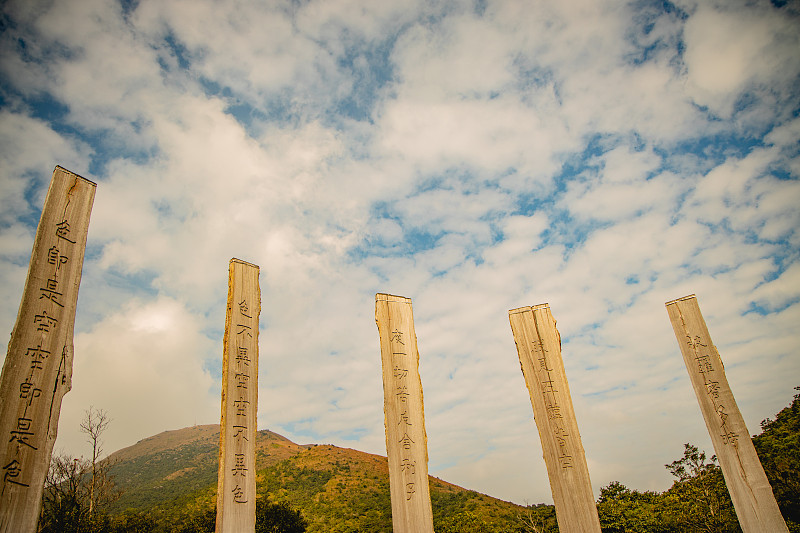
[103, 423, 529, 532]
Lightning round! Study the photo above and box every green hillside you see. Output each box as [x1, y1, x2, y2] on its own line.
[106, 425, 311, 514]
[40, 388, 799, 532]
[104, 426, 531, 532]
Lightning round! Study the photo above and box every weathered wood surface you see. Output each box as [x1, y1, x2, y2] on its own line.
[0, 167, 96, 533]
[375, 294, 434, 533]
[216, 259, 260, 533]
[666, 295, 788, 533]
[509, 304, 602, 533]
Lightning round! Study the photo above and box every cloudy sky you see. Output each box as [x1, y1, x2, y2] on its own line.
[1, 0, 799, 506]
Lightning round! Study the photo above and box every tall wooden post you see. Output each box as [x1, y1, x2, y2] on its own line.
[216, 259, 260, 533]
[375, 294, 434, 533]
[0, 167, 96, 533]
[666, 295, 788, 532]
[509, 304, 602, 533]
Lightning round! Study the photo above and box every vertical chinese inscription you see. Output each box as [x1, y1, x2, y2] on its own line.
[508, 304, 601, 533]
[216, 259, 260, 533]
[0, 167, 95, 533]
[375, 294, 434, 533]
[666, 295, 788, 533]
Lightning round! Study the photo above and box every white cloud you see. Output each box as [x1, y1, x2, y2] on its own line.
[751, 262, 800, 313]
[59, 296, 218, 456]
[135, 1, 322, 97]
[0, 0, 798, 508]
[683, 3, 800, 119]
[391, 13, 517, 100]
[563, 145, 683, 222]
[0, 111, 92, 218]
[377, 94, 571, 180]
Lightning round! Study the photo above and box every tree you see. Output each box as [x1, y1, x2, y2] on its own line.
[516, 503, 558, 533]
[597, 481, 677, 533]
[38, 408, 119, 533]
[108, 509, 158, 533]
[175, 506, 215, 533]
[173, 500, 306, 533]
[753, 386, 800, 531]
[38, 453, 92, 533]
[81, 406, 111, 517]
[663, 443, 739, 533]
[255, 499, 308, 533]
[434, 510, 495, 533]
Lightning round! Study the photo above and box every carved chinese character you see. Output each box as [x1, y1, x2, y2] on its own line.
[705, 380, 720, 398]
[55, 220, 76, 243]
[238, 300, 252, 318]
[399, 433, 414, 450]
[555, 434, 568, 452]
[393, 366, 408, 380]
[236, 347, 250, 368]
[553, 424, 569, 438]
[406, 482, 415, 500]
[34, 310, 59, 333]
[2, 459, 29, 489]
[232, 484, 247, 503]
[39, 277, 64, 307]
[398, 411, 412, 428]
[716, 404, 729, 424]
[546, 404, 563, 420]
[234, 399, 249, 417]
[19, 379, 42, 406]
[400, 458, 416, 474]
[236, 323, 252, 338]
[26, 345, 50, 371]
[233, 425, 248, 443]
[47, 246, 69, 269]
[232, 454, 247, 476]
[695, 355, 714, 374]
[687, 335, 707, 349]
[396, 386, 409, 403]
[720, 430, 739, 445]
[541, 379, 557, 394]
[235, 372, 249, 390]
[390, 330, 404, 345]
[10, 417, 37, 450]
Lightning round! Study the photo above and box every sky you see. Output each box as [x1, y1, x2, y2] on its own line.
[1, 0, 799, 507]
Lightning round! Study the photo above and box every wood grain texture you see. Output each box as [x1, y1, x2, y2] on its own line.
[216, 259, 260, 533]
[666, 295, 788, 533]
[509, 304, 601, 533]
[0, 167, 96, 533]
[375, 294, 434, 533]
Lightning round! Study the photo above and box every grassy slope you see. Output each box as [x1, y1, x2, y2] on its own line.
[106, 425, 310, 512]
[106, 425, 527, 532]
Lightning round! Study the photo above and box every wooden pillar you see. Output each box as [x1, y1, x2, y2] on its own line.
[375, 294, 434, 533]
[216, 259, 260, 533]
[508, 304, 602, 533]
[0, 167, 96, 533]
[665, 295, 788, 532]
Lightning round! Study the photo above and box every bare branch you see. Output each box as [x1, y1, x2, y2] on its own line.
[79, 407, 111, 516]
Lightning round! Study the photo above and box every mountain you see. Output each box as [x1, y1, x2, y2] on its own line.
[105, 425, 310, 513]
[104, 425, 533, 532]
